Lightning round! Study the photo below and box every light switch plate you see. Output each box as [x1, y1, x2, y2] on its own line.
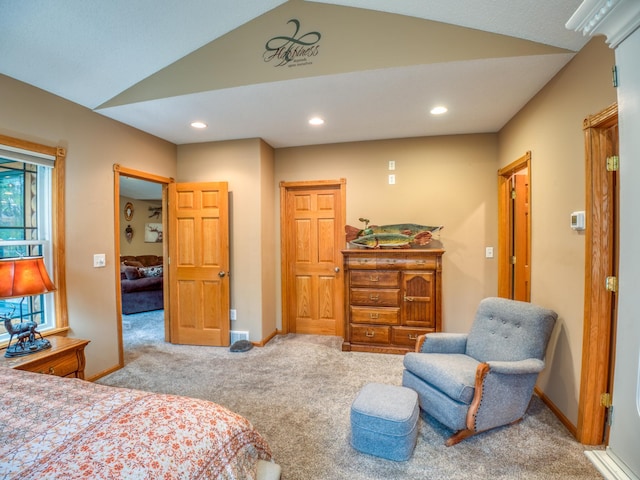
[93, 253, 106, 267]
[485, 247, 494, 258]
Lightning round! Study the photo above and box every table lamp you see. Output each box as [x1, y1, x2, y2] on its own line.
[0, 257, 56, 358]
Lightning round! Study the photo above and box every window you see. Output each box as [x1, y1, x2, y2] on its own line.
[0, 135, 66, 346]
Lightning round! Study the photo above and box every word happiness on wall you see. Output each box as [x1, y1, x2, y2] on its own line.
[264, 18, 321, 68]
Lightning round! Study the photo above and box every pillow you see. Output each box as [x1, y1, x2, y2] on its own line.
[124, 266, 141, 280]
[123, 259, 144, 267]
[138, 265, 163, 278]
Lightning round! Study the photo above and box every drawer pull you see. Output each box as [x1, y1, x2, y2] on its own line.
[408, 334, 418, 340]
[369, 313, 379, 319]
[365, 330, 375, 338]
[369, 294, 379, 301]
[404, 296, 414, 302]
[369, 275, 379, 282]
[48, 367, 55, 375]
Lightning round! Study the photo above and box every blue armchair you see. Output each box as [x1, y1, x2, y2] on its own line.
[402, 297, 557, 446]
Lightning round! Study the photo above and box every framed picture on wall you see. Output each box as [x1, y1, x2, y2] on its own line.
[144, 223, 163, 243]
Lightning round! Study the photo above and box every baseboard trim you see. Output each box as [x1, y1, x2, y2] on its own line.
[255, 329, 280, 347]
[534, 386, 577, 437]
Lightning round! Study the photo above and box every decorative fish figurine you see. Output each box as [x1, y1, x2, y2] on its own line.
[345, 223, 444, 247]
[367, 223, 443, 236]
[350, 233, 412, 248]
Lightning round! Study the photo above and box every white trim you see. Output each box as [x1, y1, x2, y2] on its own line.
[566, 0, 640, 48]
[586, 450, 640, 480]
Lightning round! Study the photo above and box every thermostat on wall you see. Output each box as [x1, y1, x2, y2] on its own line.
[570, 211, 585, 231]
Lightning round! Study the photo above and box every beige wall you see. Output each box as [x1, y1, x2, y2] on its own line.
[498, 37, 617, 424]
[177, 139, 277, 342]
[275, 134, 500, 333]
[119, 196, 164, 257]
[0, 74, 177, 379]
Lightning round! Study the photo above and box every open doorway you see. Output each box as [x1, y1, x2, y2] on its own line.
[114, 165, 171, 367]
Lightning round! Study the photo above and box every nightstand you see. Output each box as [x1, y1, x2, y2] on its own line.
[0, 335, 90, 379]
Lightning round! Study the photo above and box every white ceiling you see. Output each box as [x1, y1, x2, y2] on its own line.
[0, 1, 589, 148]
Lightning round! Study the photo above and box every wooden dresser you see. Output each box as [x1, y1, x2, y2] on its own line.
[1, 336, 89, 379]
[342, 248, 444, 354]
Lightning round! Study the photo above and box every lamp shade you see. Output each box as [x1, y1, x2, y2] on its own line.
[0, 257, 56, 299]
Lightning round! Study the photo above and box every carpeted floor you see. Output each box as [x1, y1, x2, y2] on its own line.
[100, 310, 603, 480]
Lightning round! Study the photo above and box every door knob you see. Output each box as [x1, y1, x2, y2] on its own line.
[334, 267, 340, 273]
[218, 271, 226, 278]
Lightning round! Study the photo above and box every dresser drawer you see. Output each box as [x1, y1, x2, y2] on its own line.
[392, 327, 433, 348]
[350, 324, 390, 345]
[351, 288, 400, 306]
[17, 352, 81, 378]
[350, 270, 399, 288]
[403, 257, 438, 270]
[375, 257, 404, 269]
[351, 306, 399, 325]
[346, 256, 377, 269]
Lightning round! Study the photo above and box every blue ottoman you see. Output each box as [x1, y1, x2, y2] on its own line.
[350, 383, 419, 461]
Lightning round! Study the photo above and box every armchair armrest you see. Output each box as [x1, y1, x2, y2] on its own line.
[487, 358, 545, 375]
[416, 333, 468, 353]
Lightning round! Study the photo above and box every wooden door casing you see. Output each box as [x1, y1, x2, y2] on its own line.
[578, 103, 618, 445]
[280, 180, 346, 336]
[168, 182, 230, 346]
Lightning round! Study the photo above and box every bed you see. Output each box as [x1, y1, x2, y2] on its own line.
[0, 367, 280, 479]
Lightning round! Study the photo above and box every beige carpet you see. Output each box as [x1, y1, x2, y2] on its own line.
[101, 310, 603, 480]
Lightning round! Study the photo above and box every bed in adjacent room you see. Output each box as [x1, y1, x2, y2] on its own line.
[0, 367, 280, 480]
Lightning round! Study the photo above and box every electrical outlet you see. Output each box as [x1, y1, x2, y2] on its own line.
[388, 160, 396, 171]
[485, 247, 494, 258]
[93, 253, 106, 267]
[388, 174, 396, 185]
[230, 309, 237, 321]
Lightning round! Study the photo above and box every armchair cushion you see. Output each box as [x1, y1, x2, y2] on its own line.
[465, 297, 556, 362]
[403, 353, 479, 404]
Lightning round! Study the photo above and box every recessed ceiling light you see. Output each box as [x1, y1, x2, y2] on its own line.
[190, 121, 207, 129]
[430, 106, 448, 115]
[309, 117, 325, 126]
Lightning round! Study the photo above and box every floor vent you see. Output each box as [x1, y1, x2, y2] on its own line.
[230, 330, 250, 344]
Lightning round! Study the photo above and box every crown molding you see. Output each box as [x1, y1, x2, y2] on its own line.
[566, 0, 640, 48]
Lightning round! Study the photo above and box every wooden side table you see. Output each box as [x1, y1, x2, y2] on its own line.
[0, 335, 89, 379]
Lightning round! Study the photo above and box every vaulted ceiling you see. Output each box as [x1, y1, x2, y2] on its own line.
[0, 1, 589, 148]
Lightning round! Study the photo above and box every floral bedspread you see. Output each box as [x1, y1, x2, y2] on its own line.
[0, 368, 272, 479]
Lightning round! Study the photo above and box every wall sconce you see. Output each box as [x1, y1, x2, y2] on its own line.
[125, 224, 134, 242]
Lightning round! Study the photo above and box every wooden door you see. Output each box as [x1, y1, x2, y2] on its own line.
[498, 152, 531, 301]
[513, 173, 530, 301]
[280, 180, 345, 336]
[168, 182, 230, 346]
